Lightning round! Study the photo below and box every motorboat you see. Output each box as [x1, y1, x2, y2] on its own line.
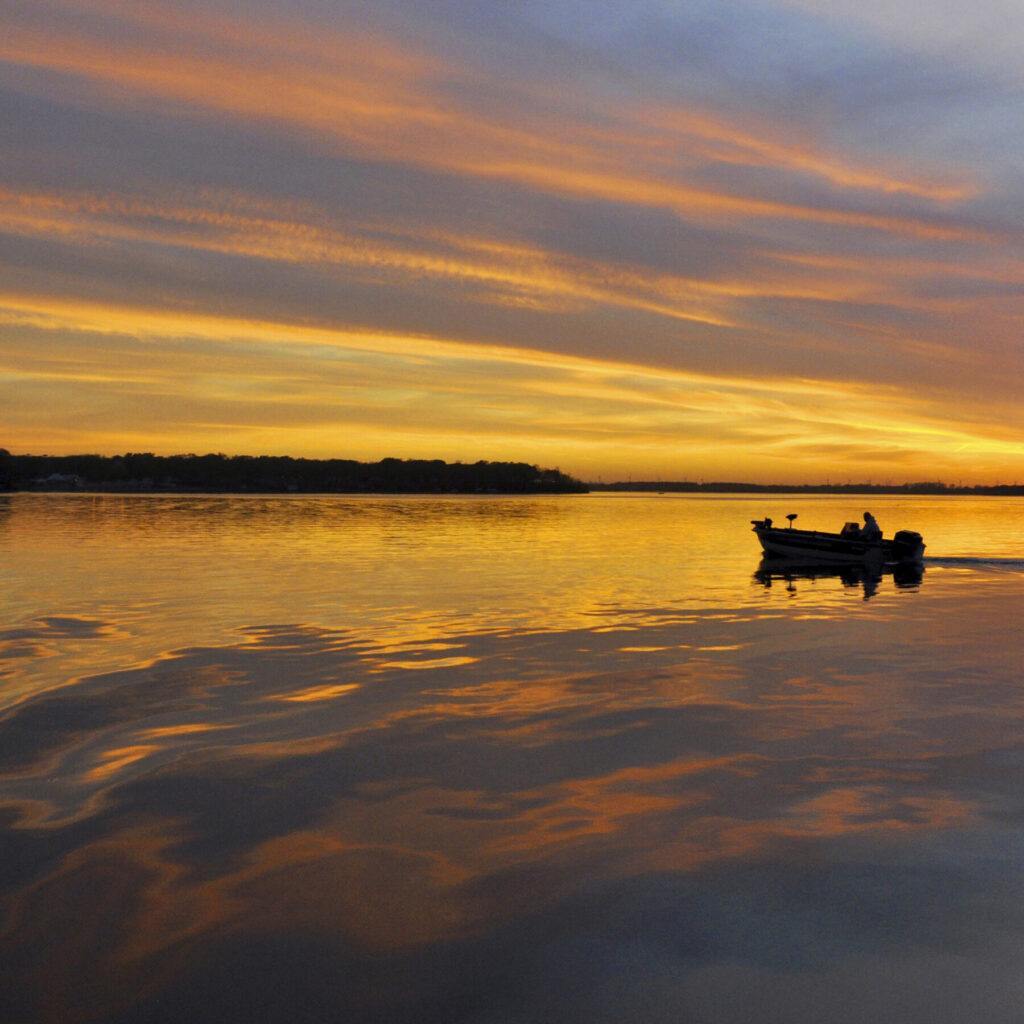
[750, 514, 925, 564]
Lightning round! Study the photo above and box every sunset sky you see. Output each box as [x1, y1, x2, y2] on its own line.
[4, 0, 1024, 483]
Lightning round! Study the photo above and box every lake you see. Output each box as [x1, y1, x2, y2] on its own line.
[3, 492, 1024, 1023]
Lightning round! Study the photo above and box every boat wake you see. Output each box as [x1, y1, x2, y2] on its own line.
[926, 556, 1024, 572]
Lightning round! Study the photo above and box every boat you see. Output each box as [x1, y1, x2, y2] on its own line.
[750, 514, 925, 564]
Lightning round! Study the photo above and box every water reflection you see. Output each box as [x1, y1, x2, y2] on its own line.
[4, 496, 1024, 1023]
[753, 557, 925, 600]
[3, 572, 1024, 1022]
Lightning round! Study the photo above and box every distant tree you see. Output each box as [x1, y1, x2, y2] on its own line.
[0, 448, 13, 490]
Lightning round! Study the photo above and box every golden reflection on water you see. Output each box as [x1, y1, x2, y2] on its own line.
[1, 492, 979, 666]
[4, 494, 1024, 1022]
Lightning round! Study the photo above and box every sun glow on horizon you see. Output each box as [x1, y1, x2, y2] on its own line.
[4, 290, 1024, 485]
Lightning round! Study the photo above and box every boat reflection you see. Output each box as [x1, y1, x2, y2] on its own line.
[754, 556, 924, 599]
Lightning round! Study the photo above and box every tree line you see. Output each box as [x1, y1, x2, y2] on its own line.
[6, 450, 1020, 495]
[0, 450, 588, 494]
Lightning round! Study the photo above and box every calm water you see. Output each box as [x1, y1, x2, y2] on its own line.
[3, 493, 1024, 1023]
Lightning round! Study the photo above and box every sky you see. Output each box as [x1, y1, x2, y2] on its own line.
[3, 0, 1024, 483]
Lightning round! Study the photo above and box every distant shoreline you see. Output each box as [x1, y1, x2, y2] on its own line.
[588, 481, 1024, 496]
[3, 450, 1022, 497]
[0, 451, 588, 495]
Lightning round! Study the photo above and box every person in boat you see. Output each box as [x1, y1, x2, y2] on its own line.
[859, 511, 881, 541]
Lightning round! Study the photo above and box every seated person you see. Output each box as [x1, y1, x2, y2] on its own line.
[859, 511, 881, 541]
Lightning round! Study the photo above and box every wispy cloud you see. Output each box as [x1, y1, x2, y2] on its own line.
[3, 0, 1024, 480]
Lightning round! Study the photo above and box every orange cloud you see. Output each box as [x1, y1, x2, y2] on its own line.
[2, 0, 985, 244]
[629, 105, 976, 201]
[3, 179, 1010, 345]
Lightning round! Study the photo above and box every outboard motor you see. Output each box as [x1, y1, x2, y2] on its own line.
[892, 530, 925, 560]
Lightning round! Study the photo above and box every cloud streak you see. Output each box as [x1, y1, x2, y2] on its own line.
[3, 0, 1024, 480]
